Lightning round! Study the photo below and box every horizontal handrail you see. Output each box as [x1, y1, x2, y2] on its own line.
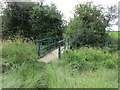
[58, 39, 66, 43]
[40, 43, 55, 50]
[60, 47, 65, 51]
[37, 37, 53, 42]
[37, 36, 71, 59]
[37, 36, 63, 42]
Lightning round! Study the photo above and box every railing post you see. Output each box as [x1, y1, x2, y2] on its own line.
[54, 38, 56, 48]
[64, 39, 66, 50]
[68, 38, 70, 49]
[58, 41, 61, 59]
[48, 39, 50, 52]
[38, 41, 40, 57]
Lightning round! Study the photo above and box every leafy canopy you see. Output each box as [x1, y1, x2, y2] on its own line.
[2, 2, 64, 40]
[65, 2, 110, 48]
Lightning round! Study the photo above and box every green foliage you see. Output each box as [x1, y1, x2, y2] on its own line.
[2, 2, 35, 39]
[2, 40, 38, 64]
[2, 40, 47, 88]
[2, 2, 64, 40]
[65, 2, 109, 48]
[107, 31, 119, 38]
[2, 62, 47, 88]
[62, 47, 118, 70]
[29, 3, 64, 39]
[46, 61, 118, 88]
[106, 36, 119, 52]
[105, 31, 120, 52]
[1, 40, 118, 88]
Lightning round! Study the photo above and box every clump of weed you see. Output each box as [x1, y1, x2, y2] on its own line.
[62, 47, 118, 70]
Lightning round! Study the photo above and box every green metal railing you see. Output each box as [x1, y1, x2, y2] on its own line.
[37, 37, 71, 59]
[37, 37, 58, 58]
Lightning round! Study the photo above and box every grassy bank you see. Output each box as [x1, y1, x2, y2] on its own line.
[2, 62, 47, 88]
[2, 40, 47, 88]
[46, 47, 118, 88]
[1, 37, 118, 88]
[47, 61, 118, 88]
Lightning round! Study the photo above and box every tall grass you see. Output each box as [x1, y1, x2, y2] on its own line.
[2, 39, 48, 88]
[46, 61, 118, 88]
[2, 62, 47, 88]
[2, 40, 38, 64]
[46, 47, 118, 88]
[2, 39, 118, 88]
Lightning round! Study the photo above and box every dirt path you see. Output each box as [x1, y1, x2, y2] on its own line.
[38, 46, 64, 63]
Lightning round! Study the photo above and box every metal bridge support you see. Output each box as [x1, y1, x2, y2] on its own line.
[37, 41, 40, 57]
[58, 41, 61, 59]
[37, 37, 70, 59]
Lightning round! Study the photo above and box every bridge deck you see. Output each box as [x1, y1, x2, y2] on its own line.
[38, 46, 64, 63]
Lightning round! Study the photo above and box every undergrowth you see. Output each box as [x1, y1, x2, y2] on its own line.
[2, 62, 47, 88]
[2, 40, 38, 64]
[2, 40, 47, 88]
[1, 39, 118, 88]
[46, 60, 118, 88]
[62, 47, 118, 71]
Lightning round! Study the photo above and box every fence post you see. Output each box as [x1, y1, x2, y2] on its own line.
[38, 41, 40, 57]
[58, 41, 61, 59]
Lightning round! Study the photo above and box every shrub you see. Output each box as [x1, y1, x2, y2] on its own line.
[65, 2, 110, 48]
[106, 35, 119, 52]
[104, 59, 117, 68]
[62, 47, 118, 70]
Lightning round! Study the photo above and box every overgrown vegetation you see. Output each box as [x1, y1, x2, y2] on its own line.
[65, 2, 118, 48]
[2, 2, 65, 40]
[2, 40, 37, 64]
[62, 47, 118, 71]
[47, 61, 118, 88]
[1, 1, 118, 88]
[2, 40, 47, 88]
[2, 36, 118, 88]
[2, 62, 47, 88]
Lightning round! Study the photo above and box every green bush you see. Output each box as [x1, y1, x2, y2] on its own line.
[62, 47, 118, 70]
[2, 2, 64, 40]
[106, 35, 119, 52]
[104, 59, 117, 68]
[65, 2, 110, 48]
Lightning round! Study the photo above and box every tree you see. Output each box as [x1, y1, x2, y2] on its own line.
[2, 2, 65, 40]
[104, 5, 118, 31]
[29, 3, 64, 40]
[65, 2, 110, 48]
[2, 2, 35, 39]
